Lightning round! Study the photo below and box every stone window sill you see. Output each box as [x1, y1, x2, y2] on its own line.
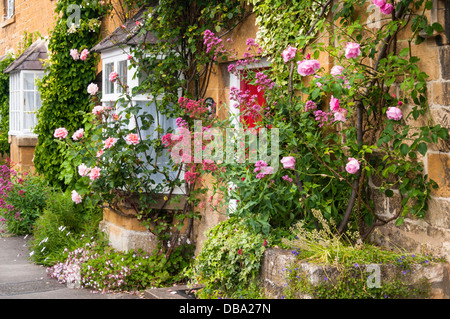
[1, 15, 15, 28]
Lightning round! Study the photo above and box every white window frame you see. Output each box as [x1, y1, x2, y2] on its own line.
[9, 70, 44, 136]
[227, 57, 271, 213]
[100, 46, 184, 194]
[5, 0, 14, 20]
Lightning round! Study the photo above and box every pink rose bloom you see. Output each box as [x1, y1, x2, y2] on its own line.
[334, 111, 346, 122]
[87, 83, 98, 95]
[331, 65, 344, 76]
[329, 96, 340, 111]
[109, 71, 119, 82]
[297, 59, 320, 76]
[380, 3, 394, 14]
[70, 49, 80, 60]
[125, 133, 140, 145]
[89, 166, 101, 181]
[80, 48, 89, 61]
[345, 42, 361, 59]
[127, 55, 132, 60]
[345, 158, 360, 174]
[373, 0, 386, 7]
[280, 156, 296, 169]
[92, 105, 105, 115]
[78, 163, 90, 177]
[386, 106, 402, 120]
[262, 166, 274, 175]
[71, 190, 82, 204]
[54, 127, 68, 139]
[96, 149, 104, 158]
[281, 45, 297, 63]
[72, 128, 84, 141]
[103, 137, 118, 149]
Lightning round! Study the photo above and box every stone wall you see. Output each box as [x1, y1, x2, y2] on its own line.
[260, 248, 450, 299]
[370, 0, 450, 263]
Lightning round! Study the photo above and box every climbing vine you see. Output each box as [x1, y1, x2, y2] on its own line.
[34, 0, 111, 189]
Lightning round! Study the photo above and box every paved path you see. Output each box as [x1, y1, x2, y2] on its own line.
[0, 235, 141, 299]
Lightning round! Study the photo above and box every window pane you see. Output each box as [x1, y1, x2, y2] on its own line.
[117, 60, 127, 94]
[104, 63, 114, 94]
[24, 73, 35, 90]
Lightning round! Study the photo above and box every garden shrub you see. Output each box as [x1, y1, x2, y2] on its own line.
[0, 163, 52, 235]
[188, 217, 268, 298]
[28, 190, 103, 266]
[47, 240, 195, 292]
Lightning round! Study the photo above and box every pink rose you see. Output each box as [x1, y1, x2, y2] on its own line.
[334, 111, 346, 123]
[54, 127, 68, 139]
[330, 65, 344, 76]
[125, 133, 140, 145]
[80, 48, 89, 61]
[373, 0, 386, 7]
[262, 166, 274, 175]
[103, 137, 118, 149]
[87, 83, 98, 95]
[109, 71, 119, 82]
[345, 42, 361, 59]
[70, 49, 80, 60]
[96, 149, 104, 158]
[127, 54, 132, 60]
[386, 106, 402, 120]
[281, 45, 297, 63]
[92, 105, 105, 115]
[89, 166, 101, 181]
[72, 128, 84, 141]
[78, 163, 90, 177]
[280, 156, 296, 169]
[71, 190, 82, 204]
[330, 96, 340, 111]
[380, 3, 394, 14]
[345, 158, 360, 174]
[297, 59, 320, 76]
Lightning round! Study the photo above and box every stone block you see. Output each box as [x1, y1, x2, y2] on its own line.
[99, 219, 158, 254]
[432, 82, 450, 106]
[427, 152, 450, 197]
[440, 46, 450, 80]
[260, 248, 450, 299]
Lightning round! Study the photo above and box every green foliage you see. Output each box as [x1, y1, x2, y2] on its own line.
[187, 218, 268, 298]
[0, 56, 14, 156]
[33, 0, 111, 189]
[81, 243, 195, 291]
[28, 190, 103, 266]
[0, 172, 52, 235]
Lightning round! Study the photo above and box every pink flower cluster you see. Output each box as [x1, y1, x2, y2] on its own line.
[345, 157, 360, 174]
[254, 160, 274, 179]
[54, 127, 68, 139]
[178, 97, 209, 118]
[297, 59, 320, 76]
[255, 71, 275, 92]
[203, 30, 227, 61]
[305, 100, 317, 112]
[373, 0, 394, 15]
[329, 96, 348, 123]
[281, 45, 297, 63]
[313, 110, 334, 128]
[70, 48, 89, 61]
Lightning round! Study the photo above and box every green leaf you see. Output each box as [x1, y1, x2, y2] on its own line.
[400, 143, 409, 156]
[417, 142, 427, 156]
[395, 217, 404, 226]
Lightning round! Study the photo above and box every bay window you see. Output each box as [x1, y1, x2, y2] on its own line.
[9, 70, 44, 135]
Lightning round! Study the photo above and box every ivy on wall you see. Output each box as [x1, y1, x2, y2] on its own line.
[33, 0, 111, 189]
[0, 56, 14, 157]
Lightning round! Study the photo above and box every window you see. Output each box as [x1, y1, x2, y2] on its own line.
[9, 70, 43, 135]
[101, 48, 181, 192]
[4, 0, 14, 20]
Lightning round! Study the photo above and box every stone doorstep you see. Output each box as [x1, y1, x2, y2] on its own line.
[144, 284, 204, 299]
